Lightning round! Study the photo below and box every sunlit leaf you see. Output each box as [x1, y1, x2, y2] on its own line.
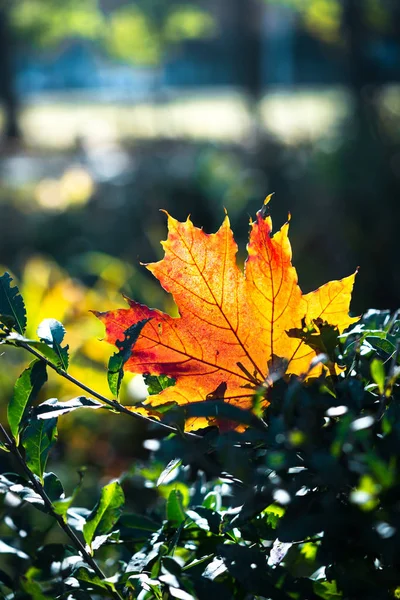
[35, 396, 103, 419]
[37, 318, 69, 371]
[370, 359, 385, 395]
[97, 198, 357, 430]
[166, 489, 186, 526]
[83, 481, 125, 550]
[157, 458, 182, 487]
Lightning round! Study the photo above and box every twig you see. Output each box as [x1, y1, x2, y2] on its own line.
[14, 339, 201, 440]
[0, 423, 124, 600]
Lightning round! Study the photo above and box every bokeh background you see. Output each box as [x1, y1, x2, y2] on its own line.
[0, 0, 400, 477]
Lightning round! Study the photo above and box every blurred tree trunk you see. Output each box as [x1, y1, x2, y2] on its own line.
[341, 0, 400, 309]
[0, 7, 20, 142]
[230, 0, 263, 101]
[229, 0, 264, 147]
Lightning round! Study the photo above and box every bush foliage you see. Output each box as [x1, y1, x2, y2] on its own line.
[1, 272, 400, 599]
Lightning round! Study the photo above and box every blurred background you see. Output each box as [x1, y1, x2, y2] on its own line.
[0, 0, 400, 476]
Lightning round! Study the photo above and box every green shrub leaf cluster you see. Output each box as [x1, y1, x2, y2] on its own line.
[1, 275, 400, 599]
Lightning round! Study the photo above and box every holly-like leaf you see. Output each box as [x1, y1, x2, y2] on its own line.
[0, 272, 27, 335]
[96, 198, 358, 431]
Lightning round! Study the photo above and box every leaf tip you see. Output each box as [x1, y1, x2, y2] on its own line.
[264, 192, 275, 206]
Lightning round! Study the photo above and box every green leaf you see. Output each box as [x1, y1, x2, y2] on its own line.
[83, 481, 125, 550]
[287, 319, 339, 363]
[8, 360, 48, 443]
[144, 373, 176, 395]
[218, 544, 284, 598]
[35, 396, 102, 419]
[119, 513, 161, 541]
[73, 566, 118, 596]
[53, 470, 85, 519]
[183, 400, 266, 430]
[157, 458, 182, 486]
[22, 417, 58, 482]
[366, 336, 396, 360]
[166, 489, 186, 526]
[43, 472, 64, 503]
[0, 473, 45, 511]
[0, 440, 9, 452]
[3, 332, 61, 363]
[107, 319, 150, 397]
[0, 272, 27, 335]
[37, 318, 69, 370]
[314, 580, 342, 599]
[20, 573, 53, 600]
[370, 359, 385, 394]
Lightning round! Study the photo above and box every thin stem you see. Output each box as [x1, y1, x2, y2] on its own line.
[15, 339, 201, 440]
[0, 423, 124, 600]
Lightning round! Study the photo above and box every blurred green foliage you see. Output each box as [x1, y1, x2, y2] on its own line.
[10, 0, 216, 65]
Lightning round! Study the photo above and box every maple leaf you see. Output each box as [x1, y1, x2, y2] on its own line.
[95, 197, 358, 431]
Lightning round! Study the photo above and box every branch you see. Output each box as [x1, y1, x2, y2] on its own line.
[14, 338, 201, 440]
[0, 423, 124, 600]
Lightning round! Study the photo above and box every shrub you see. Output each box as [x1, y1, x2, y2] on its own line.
[1, 278, 400, 599]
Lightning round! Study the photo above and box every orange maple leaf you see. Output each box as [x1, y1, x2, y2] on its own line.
[96, 198, 358, 431]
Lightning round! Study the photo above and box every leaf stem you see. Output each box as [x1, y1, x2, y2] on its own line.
[0, 423, 124, 600]
[14, 339, 201, 440]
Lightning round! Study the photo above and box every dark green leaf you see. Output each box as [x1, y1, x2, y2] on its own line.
[0, 568, 14, 590]
[107, 319, 150, 397]
[8, 360, 48, 443]
[22, 417, 58, 482]
[83, 481, 125, 549]
[43, 472, 64, 503]
[0, 473, 44, 509]
[287, 319, 339, 363]
[73, 566, 118, 596]
[0, 272, 27, 334]
[218, 544, 286, 598]
[144, 373, 176, 395]
[37, 318, 69, 370]
[188, 506, 221, 534]
[119, 513, 161, 532]
[162, 556, 182, 576]
[184, 400, 266, 430]
[366, 336, 396, 360]
[166, 489, 186, 526]
[35, 396, 102, 419]
[53, 475, 83, 519]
